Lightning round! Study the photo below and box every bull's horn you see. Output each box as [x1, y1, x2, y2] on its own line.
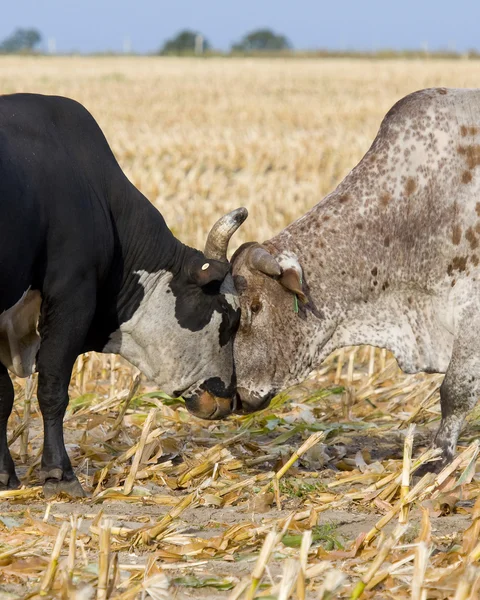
[204, 207, 248, 262]
[249, 247, 282, 277]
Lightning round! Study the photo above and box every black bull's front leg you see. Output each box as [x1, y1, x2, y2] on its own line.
[36, 279, 97, 498]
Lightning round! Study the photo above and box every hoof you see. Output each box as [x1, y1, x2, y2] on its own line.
[43, 477, 87, 499]
[41, 470, 87, 499]
[0, 472, 20, 490]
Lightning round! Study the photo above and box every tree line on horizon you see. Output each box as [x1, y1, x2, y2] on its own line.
[161, 28, 291, 54]
[1, 26, 479, 59]
[0, 27, 291, 55]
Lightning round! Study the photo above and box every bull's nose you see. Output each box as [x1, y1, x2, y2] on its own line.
[184, 391, 233, 420]
[236, 387, 272, 414]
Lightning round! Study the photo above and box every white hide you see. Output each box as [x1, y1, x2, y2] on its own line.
[104, 270, 232, 396]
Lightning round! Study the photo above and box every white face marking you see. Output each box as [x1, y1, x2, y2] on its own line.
[0, 289, 42, 377]
[104, 270, 233, 397]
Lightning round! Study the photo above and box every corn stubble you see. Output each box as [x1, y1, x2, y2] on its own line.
[2, 57, 480, 598]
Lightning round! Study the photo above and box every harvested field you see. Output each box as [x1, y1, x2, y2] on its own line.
[1, 57, 480, 598]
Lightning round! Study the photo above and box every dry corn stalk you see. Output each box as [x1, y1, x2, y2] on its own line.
[20, 375, 35, 463]
[399, 424, 415, 524]
[68, 514, 81, 582]
[39, 521, 70, 595]
[97, 518, 112, 600]
[411, 541, 430, 600]
[138, 492, 196, 545]
[350, 524, 406, 599]
[261, 431, 324, 493]
[111, 373, 141, 434]
[277, 558, 300, 600]
[244, 528, 282, 600]
[123, 408, 157, 495]
[296, 530, 313, 600]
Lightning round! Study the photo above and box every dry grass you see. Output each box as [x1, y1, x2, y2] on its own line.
[2, 56, 480, 249]
[2, 57, 480, 598]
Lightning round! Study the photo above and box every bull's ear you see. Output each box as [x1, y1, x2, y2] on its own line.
[276, 251, 307, 303]
[188, 256, 230, 287]
[279, 269, 307, 303]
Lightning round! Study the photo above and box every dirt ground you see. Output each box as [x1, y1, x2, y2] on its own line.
[0, 350, 478, 600]
[0, 498, 473, 599]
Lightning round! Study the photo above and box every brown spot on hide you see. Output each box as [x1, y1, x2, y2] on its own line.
[384, 236, 390, 247]
[407, 297, 413, 305]
[451, 256, 468, 273]
[382, 281, 389, 291]
[472, 255, 479, 266]
[466, 227, 479, 249]
[371, 267, 378, 276]
[356, 222, 364, 230]
[405, 177, 416, 196]
[452, 224, 462, 245]
[458, 145, 480, 170]
[322, 214, 330, 222]
[475, 223, 480, 234]
[380, 191, 392, 207]
[476, 203, 480, 217]
[461, 125, 479, 136]
[451, 279, 456, 287]
[338, 194, 350, 204]
[462, 170, 473, 184]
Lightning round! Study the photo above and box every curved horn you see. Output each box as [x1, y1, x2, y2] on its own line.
[204, 207, 248, 262]
[249, 247, 282, 277]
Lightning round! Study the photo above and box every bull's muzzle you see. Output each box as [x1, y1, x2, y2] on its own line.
[184, 390, 234, 420]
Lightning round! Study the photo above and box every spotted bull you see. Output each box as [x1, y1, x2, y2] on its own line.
[233, 87, 480, 471]
[0, 93, 247, 497]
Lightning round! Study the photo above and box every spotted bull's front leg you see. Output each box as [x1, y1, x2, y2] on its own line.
[423, 313, 480, 472]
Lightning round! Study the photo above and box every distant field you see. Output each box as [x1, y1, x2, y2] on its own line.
[2, 56, 479, 249]
[2, 57, 480, 598]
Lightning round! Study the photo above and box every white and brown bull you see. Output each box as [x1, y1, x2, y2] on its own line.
[232, 88, 480, 470]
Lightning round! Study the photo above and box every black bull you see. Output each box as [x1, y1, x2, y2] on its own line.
[0, 93, 247, 497]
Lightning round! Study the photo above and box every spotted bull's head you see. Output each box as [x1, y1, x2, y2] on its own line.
[108, 209, 248, 420]
[231, 242, 319, 413]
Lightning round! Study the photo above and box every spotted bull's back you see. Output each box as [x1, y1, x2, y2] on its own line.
[353, 88, 480, 285]
[283, 88, 480, 298]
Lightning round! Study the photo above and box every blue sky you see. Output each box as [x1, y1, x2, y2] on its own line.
[1, 0, 479, 54]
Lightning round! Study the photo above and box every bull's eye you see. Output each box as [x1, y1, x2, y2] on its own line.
[251, 301, 262, 314]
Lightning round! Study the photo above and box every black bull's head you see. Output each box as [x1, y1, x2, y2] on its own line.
[178, 207, 248, 420]
[180, 217, 306, 421]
